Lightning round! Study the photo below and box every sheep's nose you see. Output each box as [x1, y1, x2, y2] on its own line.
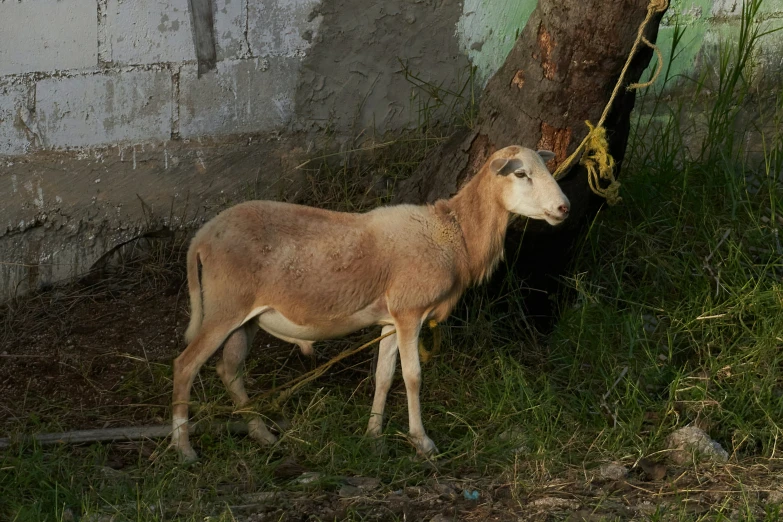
[558, 204, 570, 215]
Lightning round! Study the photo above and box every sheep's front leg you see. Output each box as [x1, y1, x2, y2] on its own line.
[367, 325, 398, 439]
[395, 316, 438, 457]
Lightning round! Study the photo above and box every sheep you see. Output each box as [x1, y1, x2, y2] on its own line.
[171, 145, 570, 462]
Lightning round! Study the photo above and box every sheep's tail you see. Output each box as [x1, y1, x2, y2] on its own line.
[184, 242, 203, 344]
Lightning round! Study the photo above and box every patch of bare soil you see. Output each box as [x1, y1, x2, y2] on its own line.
[246, 463, 782, 522]
[0, 252, 322, 435]
[0, 262, 189, 432]
[63, 446, 783, 521]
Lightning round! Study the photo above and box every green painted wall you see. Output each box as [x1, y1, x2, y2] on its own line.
[456, 0, 537, 86]
[639, 0, 783, 93]
[456, 0, 783, 93]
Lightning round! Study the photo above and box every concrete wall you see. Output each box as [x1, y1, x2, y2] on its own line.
[0, 0, 472, 156]
[0, 0, 471, 298]
[3, 0, 781, 153]
[1, 0, 782, 299]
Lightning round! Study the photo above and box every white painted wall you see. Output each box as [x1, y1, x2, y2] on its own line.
[0, 0, 322, 155]
[0, 0, 98, 76]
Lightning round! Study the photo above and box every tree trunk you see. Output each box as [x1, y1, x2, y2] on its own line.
[395, 0, 666, 322]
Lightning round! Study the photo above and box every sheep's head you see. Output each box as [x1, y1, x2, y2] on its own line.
[489, 146, 570, 226]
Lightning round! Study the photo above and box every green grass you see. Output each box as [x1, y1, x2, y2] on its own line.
[4, 123, 781, 519]
[2, 2, 783, 520]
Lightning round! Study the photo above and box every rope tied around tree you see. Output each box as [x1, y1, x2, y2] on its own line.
[553, 0, 669, 205]
[581, 122, 620, 205]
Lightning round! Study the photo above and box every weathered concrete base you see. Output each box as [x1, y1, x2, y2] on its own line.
[633, 92, 782, 170]
[0, 134, 312, 299]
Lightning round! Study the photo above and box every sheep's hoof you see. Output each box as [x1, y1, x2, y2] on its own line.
[177, 445, 199, 465]
[368, 435, 387, 456]
[364, 424, 387, 455]
[412, 435, 439, 459]
[268, 413, 292, 434]
[247, 419, 278, 446]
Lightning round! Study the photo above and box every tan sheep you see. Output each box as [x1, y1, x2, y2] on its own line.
[172, 145, 570, 462]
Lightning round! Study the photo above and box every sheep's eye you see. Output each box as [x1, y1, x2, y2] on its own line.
[514, 169, 529, 178]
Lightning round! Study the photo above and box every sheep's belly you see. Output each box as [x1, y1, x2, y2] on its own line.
[254, 304, 392, 342]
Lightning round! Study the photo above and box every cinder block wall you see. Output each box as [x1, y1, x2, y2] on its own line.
[0, 0, 319, 154]
[0, 0, 471, 299]
[0, 0, 480, 156]
[4, 0, 780, 155]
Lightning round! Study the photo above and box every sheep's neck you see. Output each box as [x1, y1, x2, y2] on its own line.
[442, 171, 510, 285]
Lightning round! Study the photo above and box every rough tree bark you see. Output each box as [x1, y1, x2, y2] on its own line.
[396, 0, 666, 321]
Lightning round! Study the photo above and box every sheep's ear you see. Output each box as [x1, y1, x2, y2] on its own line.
[490, 157, 524, 176]
[537, 150, 556, 163]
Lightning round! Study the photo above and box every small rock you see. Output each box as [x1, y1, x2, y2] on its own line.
[767, 490, 783, 505]
[274, 456, 308, 479]
[295, 471, 321, 484]
[98, 466, 124, 477]
[499, 426, 529, 454]
[240, 492, 278, 503]
[499, 427, 523, 441]
[97, 466, 130, 485]
[344, 476, 381, 490]
[666, 426, 729, 465]
[529, 497, 580, 510]
[429, 515, 451, 522]
[404, 486, 424, 498]
[338, 485, 362, 497]
[598, 461, 628, 480]
[429, 480, 458, 500]
[642, 313, 659, 333]
[634, 500, 658, 514]
[638, 458, 667, 481]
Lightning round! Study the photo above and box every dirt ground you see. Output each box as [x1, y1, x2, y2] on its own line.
[0, 261, 187, 434]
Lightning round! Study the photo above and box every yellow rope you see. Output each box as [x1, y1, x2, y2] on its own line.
[418, 319, 441, 363]
[582, 122, 621, 205]
[553, 0, 668, 205]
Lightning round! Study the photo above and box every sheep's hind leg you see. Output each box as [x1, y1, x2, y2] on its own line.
[172, 318, 238, 463]
[217, 323, 278, 446]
